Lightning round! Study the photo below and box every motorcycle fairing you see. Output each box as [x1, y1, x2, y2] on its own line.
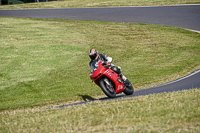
[90, 61, 124, 94]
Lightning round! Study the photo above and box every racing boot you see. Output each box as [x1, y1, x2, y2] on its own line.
[124, 78, 131, 87]
[119, 73, 131, 87]
[119, 72, 131, 86]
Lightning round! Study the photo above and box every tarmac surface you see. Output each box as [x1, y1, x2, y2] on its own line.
[0, 4, 200, 32]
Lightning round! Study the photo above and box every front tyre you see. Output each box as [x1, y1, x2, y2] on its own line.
[99, 78, 116, 98]
[123, 80, 134, 95]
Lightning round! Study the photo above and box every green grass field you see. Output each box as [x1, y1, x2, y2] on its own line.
[0, 0, 200, 132]
[1, 17, 200, 111]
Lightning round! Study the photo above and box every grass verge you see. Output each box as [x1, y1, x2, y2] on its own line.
[1, 89, 200, 132]
[0, 17, 200, 111]
[0, 0, 200, 9]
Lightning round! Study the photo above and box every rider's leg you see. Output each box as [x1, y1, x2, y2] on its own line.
[121, 73, 127, 81]
[111, 64, 127, 81]
[115, 66, 131, 86]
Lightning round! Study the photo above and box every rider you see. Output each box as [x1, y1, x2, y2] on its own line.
[89, 48, 128, 82]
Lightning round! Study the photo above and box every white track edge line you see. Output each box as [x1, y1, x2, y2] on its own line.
[154, 69, 200, 88]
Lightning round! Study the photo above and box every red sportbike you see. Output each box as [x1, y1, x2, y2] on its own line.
[90, 60, 134, 98]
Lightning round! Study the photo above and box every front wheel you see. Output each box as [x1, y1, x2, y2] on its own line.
[99, 78, 116, 98]
[123, 80, 134, 95]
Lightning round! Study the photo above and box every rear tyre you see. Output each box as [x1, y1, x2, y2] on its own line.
[99, 78, 116, 98]
[123, 80, 134, 95]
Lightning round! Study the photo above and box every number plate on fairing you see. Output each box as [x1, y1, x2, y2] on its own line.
[118, 85, 123, 90]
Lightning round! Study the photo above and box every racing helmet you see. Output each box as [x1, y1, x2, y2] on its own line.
[89, 49, 99, 60]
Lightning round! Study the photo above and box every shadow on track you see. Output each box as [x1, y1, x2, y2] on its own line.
[79, 95, 96, 101]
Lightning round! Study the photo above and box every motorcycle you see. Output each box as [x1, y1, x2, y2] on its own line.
[90, 60, 134, 98]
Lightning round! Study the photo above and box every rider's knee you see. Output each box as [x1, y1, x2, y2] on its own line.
[111, 66, 121, 74]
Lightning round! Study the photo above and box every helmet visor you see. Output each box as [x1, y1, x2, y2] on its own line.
[89, 53, 97, 60]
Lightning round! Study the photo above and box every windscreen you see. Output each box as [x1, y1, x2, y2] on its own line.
[90, 60, 99, 72]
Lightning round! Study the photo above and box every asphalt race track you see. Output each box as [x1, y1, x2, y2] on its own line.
[0, 5, 200, 108]
[0, 4, 200, 32]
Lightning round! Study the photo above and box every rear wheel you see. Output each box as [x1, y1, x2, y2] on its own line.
[123, 80, 134, 95]
[99, 78, 116, 98]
